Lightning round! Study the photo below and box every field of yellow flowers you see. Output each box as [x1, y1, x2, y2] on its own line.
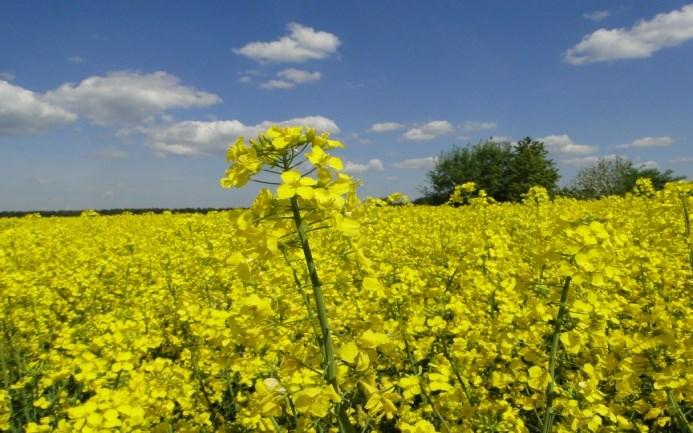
[1, 127, 692, 433]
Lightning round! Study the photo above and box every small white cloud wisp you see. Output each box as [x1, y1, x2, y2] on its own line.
[234, 23, 341, 63]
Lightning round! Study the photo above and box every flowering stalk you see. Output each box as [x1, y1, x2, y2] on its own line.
[288, 195, 337, 385]
[681, 192, 693, 274]
[221, 126, 358, 433]
[287, 192, 355, 433]
[541, 276, 571, 433]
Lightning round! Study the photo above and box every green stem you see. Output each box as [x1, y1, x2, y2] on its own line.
[541, 276, 571, 433]
[0, 329, 10, 391]
[667, 389, 692, 433]
[281, 249, 321, 346]
[288, 196, 355, 433]
[441, 340, 475, 405]
[681, 193, 693, 274]
[400, 325, 451, 433]
[289, 196, 336, 383]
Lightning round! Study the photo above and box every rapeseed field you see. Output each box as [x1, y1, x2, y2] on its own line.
[1, 127, 691, 433]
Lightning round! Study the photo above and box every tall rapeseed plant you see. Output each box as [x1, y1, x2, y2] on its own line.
[220, 125, 359, 432]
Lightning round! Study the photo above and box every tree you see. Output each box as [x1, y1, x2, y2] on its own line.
[507, 137, 560, 201]
[563, 156, 684, 199]
[420, 138, 559, 204]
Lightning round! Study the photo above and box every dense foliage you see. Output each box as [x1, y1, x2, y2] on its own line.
[422, 138, 559, 204]
[1, 127, 692, 433]
[562, 157, 684, 199]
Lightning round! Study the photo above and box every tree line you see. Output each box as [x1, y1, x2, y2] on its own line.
[0, 207, 238, 218]
[417, 138, 684, 204]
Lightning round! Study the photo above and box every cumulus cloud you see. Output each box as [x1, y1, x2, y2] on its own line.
[393, 156, 438, 169]
[373, 119, 496, 139]
[583, 10, 610, 21]
[539, 134, 597, 155]
[44, 71, 220, 125]
[565, 4, 693, 65]
[618, 135, 674, 148]
[344, 159, 384, 173]
[0, 72, 15, 81]
[402, 121, 454, 141]
[260, 68, 322, 90]
[0, 80, 77, 135]
[460, 121, 497, 132]
[278, 68, 321, 83]
[141, 115, 339, 156]
[277, 115, 339, 133]
[369, 122, 404, 133]
[234, 23, 340, 63]
[562, 154, 621, 167]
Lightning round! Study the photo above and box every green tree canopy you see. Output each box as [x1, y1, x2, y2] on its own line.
[420, 137, 559, 204]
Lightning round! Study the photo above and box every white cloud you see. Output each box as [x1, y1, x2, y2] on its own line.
[68, 56, 85, 64]
[142, 115, 339, 156]
[562, 154, 620, 167]
[618, 135, 674, 148]
[344, 159, 384, 173]
[0, 80, 77, 135]
[144, 120, 260, 156]
[96, 147, 128, 159]
[260, 80, 296, 90]
[278, 115, 339, 133]
[372, 119, 495, 139]
[539, 134, 597, 155]
[369, 122, 404, 133]
[565, 4, 693, 65]
[278, 68, 321, 83]
[260, 68, 322, 90]
[402, 121, 454, 141]
[583, 10, 610, 21]
[489, 135, 513, 143]
[234, 23, 341, 63]
[44, 71, 220, 125]
[0, 72, 15, 81]
[237, 69, 263, 83]
[347, 132, 372, 145]
[393, 156, 438, 169]
[460, 121, 497, 132]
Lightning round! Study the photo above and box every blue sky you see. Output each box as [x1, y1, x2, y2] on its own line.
[1, 1, 692, 211]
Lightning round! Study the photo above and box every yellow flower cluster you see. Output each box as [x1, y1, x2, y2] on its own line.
[1, 128, 691, 432]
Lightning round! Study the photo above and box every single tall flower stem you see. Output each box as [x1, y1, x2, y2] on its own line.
[667, 389, 692, 433]
[681, 192, 693, 274]
[289, 196, 336, 382]
[289, 195, 355, 433]
[541, 276, 571, 433]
